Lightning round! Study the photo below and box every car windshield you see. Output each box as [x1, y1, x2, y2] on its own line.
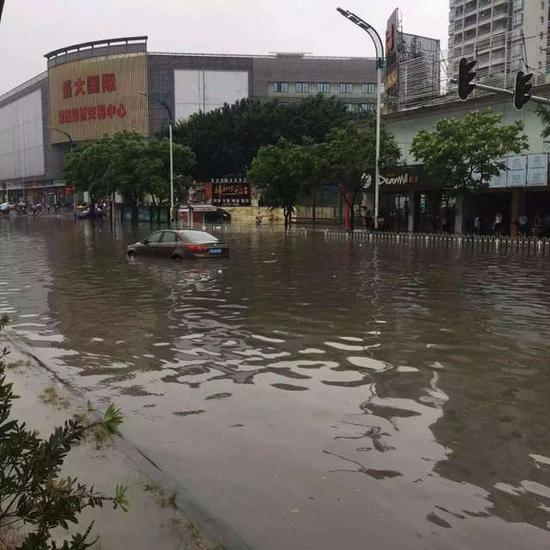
[177, 231, 219, 244]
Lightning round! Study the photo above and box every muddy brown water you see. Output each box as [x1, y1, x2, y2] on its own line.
[1, 217, 550, 549]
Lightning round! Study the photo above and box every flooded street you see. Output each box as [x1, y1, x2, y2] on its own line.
[1, 217, 550, 549]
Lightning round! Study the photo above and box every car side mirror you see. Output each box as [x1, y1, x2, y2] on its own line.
[142, 239, 149, 245]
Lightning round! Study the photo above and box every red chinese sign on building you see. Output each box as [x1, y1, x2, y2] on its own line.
[59, 73, 124, 125]
[62, 73, 117, 99]
[59, 104, 127, 125]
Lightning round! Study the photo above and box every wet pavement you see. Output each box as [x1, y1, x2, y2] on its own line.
[1, 217, 550, 549]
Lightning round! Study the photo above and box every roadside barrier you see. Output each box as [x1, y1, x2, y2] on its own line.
[322, 230, 550, 255]
[207, 224, 550, 255]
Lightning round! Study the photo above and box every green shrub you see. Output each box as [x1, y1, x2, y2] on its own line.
[0, 315, 127, 549]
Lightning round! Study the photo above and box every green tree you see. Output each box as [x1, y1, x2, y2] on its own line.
[63, 136, 114, 215]
[248, 140, 305, 227]
[324, 122, 401, 231]
[142, 138, 195, 222]
[291, 139, 332, 223]
[0, 315, 127, 549]
[536, 105, 550, 140]
[174, 95, 355, 180]
[410, 110, 528, 191]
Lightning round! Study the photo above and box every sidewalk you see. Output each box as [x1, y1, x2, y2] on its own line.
[2, 343, 230, 550]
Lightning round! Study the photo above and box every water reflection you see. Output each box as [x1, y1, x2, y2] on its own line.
[1, 217, 550, 548]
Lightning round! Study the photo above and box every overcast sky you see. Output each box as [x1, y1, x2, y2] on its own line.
[0, 0, 448, 95]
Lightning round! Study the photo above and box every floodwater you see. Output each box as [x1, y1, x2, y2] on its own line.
[1, 217, 550, 550]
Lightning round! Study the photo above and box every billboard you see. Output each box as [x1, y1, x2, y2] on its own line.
[385, 9, 400, 98]
[211, 178, 251, 207]
[49, 53, 149, 144]
[385, 9, 440, 108]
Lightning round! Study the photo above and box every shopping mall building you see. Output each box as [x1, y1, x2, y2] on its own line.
[0, 35, 377, 207]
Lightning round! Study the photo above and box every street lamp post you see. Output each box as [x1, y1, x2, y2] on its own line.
[337, 8, 384, 230]
[139, 91, 175, 225]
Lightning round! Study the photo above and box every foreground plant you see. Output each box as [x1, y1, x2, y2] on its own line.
[0, 315, 128, 549]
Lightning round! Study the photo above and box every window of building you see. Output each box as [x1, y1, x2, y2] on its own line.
[295, 82, 309, 93]
[361, 83, 376, 95]
[339, 83, 354, 94]
[513, 0, 523, 10]
[317, 82, 331, 93]
[273, 82, 288, 93]
[344, 103, 356, 112]
[513, 12, 523, 26]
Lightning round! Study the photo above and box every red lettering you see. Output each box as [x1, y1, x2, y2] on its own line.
[74, 77, 86, 97]
[79, 107, 88, 122]
[63, 80, 72, 99]
[71, 108, 79, 122]
[102, 73, 117, 93]
[106, 104, 116, 119]
[87, 75, 100, 95]
[116, 104, 127, 118]
[87, 106, 97, 120]
[97, 104, 106, 119]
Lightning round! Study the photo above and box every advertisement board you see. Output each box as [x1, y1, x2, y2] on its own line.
[506, 155, 527, 187]
[211, 178, 251, 207]
[526, 154, 548, 187]
[48, 53, 149, 144]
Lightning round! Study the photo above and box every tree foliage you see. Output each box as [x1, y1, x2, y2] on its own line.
[174, 95, 357, 180]
[410, 110, 528, 191]
[63, 131, 195, 219]
[248, 140, 305, 226]
[323, 122, 401, 230]
[0, 315, 127, 549]
[536, 105, 550, 140]
[62, 136, 114, 205]
[248, 122, 401, 230]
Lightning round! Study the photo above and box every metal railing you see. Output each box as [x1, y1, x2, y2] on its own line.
[322, 229, 550, 254]
[209, 223, 550, 255]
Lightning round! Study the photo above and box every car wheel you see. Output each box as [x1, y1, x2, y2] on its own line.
[127, 250, 136, 257]
[171, 253, 183, 260]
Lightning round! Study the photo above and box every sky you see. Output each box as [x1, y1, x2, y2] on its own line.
[0, 0, 448, 95]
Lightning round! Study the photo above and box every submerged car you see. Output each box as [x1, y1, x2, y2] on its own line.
[127, 229, 229, 259]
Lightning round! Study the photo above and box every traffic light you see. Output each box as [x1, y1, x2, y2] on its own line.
[458, 57, 476, 100]
[514, 71, 533, 110]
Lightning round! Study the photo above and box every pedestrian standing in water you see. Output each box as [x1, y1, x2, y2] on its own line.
[474, 215, 481, 235]
[493, 212, 503, 236]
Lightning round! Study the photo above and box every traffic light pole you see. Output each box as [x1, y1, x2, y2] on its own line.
[451, 78, 550, 106]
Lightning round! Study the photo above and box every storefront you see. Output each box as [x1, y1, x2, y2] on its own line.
[4, 180, 72, 207]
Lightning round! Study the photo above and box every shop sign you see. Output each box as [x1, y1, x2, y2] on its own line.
[526, 154, 548, 187]
[506, 155, 527, 187]
[363, 168, 421, 188]
[211, 178, 251, 207]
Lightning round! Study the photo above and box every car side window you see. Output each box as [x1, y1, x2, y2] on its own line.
[161, 232, 177, 243]
[146, 232, 163, 244]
